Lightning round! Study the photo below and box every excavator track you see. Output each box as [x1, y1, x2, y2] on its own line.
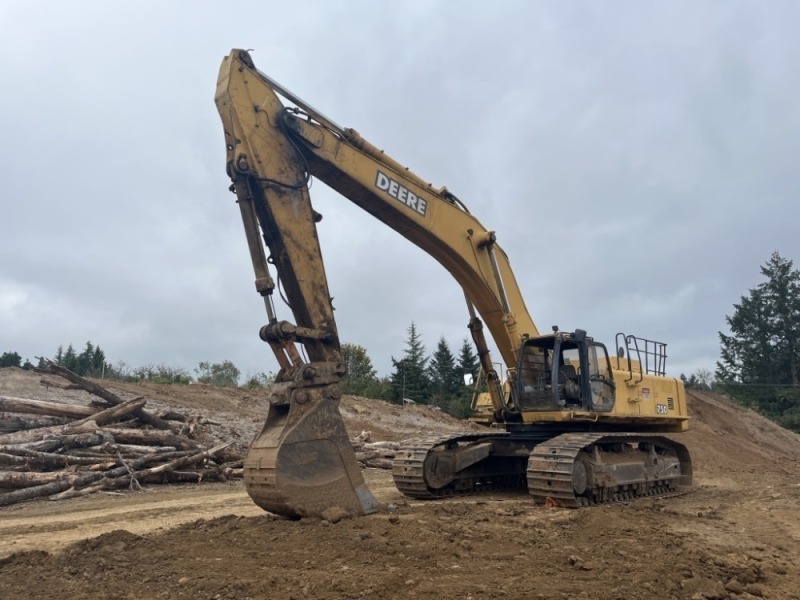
[393, 431, 692, 508]
[526, 433, 692, 508]
[392, 433, 532, 499]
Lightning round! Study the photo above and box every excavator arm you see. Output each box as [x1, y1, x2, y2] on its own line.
[215, 49, 539, 517]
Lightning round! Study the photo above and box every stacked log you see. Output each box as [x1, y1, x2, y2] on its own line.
[0, 364, 242, 507]
[350, 430, 400, 469]
[0, 363, 404, 507]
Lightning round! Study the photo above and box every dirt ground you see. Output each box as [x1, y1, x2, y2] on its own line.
[1, 368, 800, 599]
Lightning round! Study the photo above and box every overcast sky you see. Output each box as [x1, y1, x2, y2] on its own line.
[2, 1, 798, 382]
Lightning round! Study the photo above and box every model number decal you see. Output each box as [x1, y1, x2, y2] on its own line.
[655, 404, 669, 415]
[375, 170, 428, 217]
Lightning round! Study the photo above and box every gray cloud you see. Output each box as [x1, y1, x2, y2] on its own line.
[1, 1, 798, 382]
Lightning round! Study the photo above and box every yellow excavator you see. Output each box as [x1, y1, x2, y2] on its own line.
[214, 49, 692, 519]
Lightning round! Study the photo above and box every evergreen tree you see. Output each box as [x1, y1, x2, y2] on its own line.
[91, 346, 106, 375]
[717, 252, 800, 385]
[51, 341, 109, 376]
[426, 337, 459, 401]
[389, 322, 429, 404]
[456, 338, 480, 387]
[77, 341, 95, 375]
[716, 252, 800, 432]
[446, 338, 481, 417]
[0, 351, 22, 368]
[62, 344, 79, 372]
[683, 373, 700, 390]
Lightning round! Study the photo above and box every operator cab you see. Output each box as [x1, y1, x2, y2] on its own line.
[513, 329, 615, 413]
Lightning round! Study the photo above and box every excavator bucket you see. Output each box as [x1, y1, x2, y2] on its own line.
[243, 383, 379, 519]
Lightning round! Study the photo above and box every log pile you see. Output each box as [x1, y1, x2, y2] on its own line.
[0, 362, 404, 507]
[0, 363, 242, 507]
[350, 430, 400, 469]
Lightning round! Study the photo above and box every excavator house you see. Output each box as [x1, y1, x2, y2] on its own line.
[214, 49, 692, 519]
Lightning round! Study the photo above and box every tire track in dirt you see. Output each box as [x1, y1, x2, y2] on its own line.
[0, 484, 262, 557]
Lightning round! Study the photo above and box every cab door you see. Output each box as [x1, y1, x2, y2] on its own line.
[587, 342, 615, 411]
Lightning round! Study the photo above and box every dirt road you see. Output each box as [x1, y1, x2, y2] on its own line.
[0, 483, 262, 557]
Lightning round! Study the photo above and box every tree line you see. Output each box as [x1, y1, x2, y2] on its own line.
[340, 322, 481, 418]
[0, 343, 269, 389]
[0, 330, 479, 417]
[0, 342, 107, 376]
[1, 325, 482, 419]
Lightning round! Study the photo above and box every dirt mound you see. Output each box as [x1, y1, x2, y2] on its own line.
[684, 390, 800, 479]
[2, 369, 800, 599]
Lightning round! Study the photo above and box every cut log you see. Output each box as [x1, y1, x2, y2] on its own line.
[51, 449, 125, 459]
[100, 428, 201, 450]
[39, 378, 83, 391]
[66, 398, 147, 429]
[0, 453, 29, 467]
[49, 481, 109, 500]
[0, 395, 96, 418]
[364, 441, 401, 451]
[156, 410, 188, 423]
[104, 419, 141, 429]
[141, 471, 203, 484]
[123, 442, 231, 479]
[355, 451, 380, 462]
[46, 444, 231, 501]
[35, 363, 126, 407]
[0, 446, 119, 468]
[0, 440, 63, 454]
[0, 399, 145, 445]
[85, 401, 146, 428]
[66, 441, 180, 456]
[0, 449, 195, 506]
[36, 362, 176, 431]
[0, 424, 73, 445]
[0, 415, 69, 434]
[362, 458, 394, 469]
[112, 443, 179, 455]
[355, 449, 396, 459]
[350, 431, 371, 447]
[49, 432, 116, 451]
[86, 461, 118, 471]
[0, 470, 79, 489]
[96, 444, 230, 488]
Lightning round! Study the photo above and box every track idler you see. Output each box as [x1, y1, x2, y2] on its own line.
[243, 378, 378, 519]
